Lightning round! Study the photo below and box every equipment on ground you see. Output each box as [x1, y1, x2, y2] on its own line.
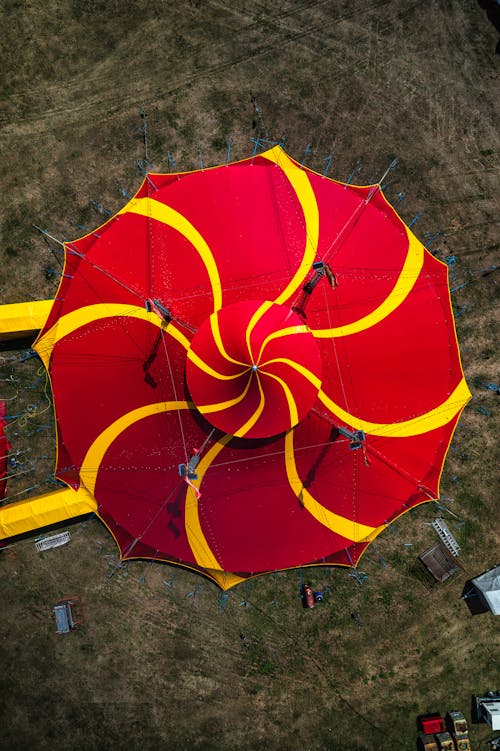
[445, 710, 469, 738]
[418, 542, 462, 583]
[432, 518, 460, 557]
[435, 731, 455, 751]
[53, 596, 83, 634]
[418, 733, 439, 751]
[474, 692, 500, 730]
[35, 531, 71, 552]
[418, 710, 472, 750]
[419, 714, 445, 734]
[303, 584, 315, 609]
[453, 738, 471, 751]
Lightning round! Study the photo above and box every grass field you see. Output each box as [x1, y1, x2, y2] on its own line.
[0, 1, 499, 749]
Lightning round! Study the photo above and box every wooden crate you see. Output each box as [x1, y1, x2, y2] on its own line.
[418, 542, 462, 583]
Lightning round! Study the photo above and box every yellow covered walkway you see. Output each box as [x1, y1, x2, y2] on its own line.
[0, 298, 97, 542]
[0, 487, 97, 540]
[0, 300, 52, 341]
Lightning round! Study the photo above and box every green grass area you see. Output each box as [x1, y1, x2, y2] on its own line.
[0, 1, 499, 749]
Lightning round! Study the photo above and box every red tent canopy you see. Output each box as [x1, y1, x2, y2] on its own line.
[34, 147, 470, 588]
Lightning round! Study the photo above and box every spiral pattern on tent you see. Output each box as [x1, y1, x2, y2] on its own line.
[186, 300, 322, 439]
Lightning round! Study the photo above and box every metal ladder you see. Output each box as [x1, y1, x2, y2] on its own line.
[432, 518, 460, 557]
[35, 530, 71, 552]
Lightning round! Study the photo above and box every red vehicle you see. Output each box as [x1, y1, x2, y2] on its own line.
[418, 714, 445, 734]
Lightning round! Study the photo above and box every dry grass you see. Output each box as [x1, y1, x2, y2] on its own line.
[0, 1, 499, 749]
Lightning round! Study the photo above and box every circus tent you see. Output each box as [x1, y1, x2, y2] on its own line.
[1, 146, 470, 589]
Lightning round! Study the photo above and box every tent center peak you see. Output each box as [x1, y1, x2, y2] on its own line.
[186, 299, 322, 439]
